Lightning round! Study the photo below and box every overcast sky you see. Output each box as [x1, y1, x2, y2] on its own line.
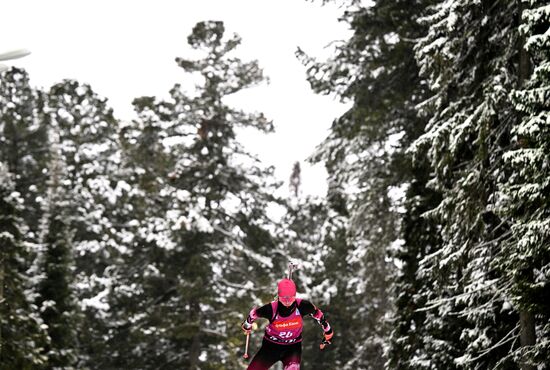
[1, 0, 351, 197]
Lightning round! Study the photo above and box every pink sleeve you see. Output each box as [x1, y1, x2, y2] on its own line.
[312, 307, 331, 333]
[247, 307, 259, 322]
[312, 307, 323, 320]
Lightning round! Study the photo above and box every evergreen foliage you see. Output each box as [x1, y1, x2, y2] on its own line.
[301, 0, 549, 369]
[277, 157, 349, 367]
[0, 68, 49, 241]
[0, 162, 47, 369]
[298, 1, 436, 368]
[0, 4, 548, 369]
[106, 21, 282, 369]
[496, 1, 550, 366]
[46, 80, 121, 369]
[35, 137, 79, 368]
[289, 161, 302, 198]
[408, 0, 548, 368]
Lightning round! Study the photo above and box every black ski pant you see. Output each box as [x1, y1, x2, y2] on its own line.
[247, 338, 301, 370]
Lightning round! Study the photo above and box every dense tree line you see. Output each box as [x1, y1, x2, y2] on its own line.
[0, 1, 548, 369]
[0, 22, 286, 370]
[300, 0, 549, 369]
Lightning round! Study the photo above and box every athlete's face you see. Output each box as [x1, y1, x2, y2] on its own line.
[279, 295, 296, 307]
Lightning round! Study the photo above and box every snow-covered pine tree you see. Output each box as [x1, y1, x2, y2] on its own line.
[103, 93, 179, 369]
[285, 194, 363, 370]
[47, 80, 121, 276]
[289, 161, 302, 198]
[495, 1, 550, 368]
[0, 162, 48, 369]
[46, 80, 122, 368]
[387, 158, 443, 370]
[107, 21, 281, 369]
[298, 1, 434, 368]
[35, 130, 79, 368]
[169, 21, 282, 368]
[276, 159, 352, 368]
[0, 67, 51, 369]
[411, 1, 530, 368]
[0, 68, 49, 242]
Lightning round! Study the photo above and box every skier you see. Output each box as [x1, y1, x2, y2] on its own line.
[241, 278, 333, 369]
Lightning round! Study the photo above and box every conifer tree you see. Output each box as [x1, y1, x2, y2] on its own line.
[386, 159, 443, 370]
[275, 160, 346, 368]
[289, 161, 302, 198]
[108, 21, 281, 369]
[46, 80, 122, 368]
[299, 1, 435, 367]
[0, 162, 48, 369]
[46, 80, 121, 276]
[410, 1, 534, 368]
[496, 1, 550, 367]
[0, 67, 50, 369]
[0, 68, 49, 241]
[35, 133, 79, 368]
[287, 196, 362, 370]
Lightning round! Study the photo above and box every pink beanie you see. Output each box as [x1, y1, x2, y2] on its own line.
[277, 278, 296, 297]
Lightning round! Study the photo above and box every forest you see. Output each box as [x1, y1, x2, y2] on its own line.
[1, 1, 549, 369]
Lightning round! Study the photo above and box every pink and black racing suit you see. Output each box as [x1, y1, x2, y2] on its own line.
[243, 299, 332, 370]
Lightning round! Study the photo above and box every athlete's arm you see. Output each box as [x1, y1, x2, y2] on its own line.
[298, 300, 333, 338]
[243, 302, 273, 326]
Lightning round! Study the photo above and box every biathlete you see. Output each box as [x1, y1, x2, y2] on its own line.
[241, 278, 334, 369]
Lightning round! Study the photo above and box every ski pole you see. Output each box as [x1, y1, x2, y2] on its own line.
[243, 332, 251, 359]
[243, 321, 258, 359]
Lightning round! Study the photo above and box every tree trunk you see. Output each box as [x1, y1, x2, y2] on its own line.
[519, 310, 536, 370]
[189, 330, 201, 369]
[188, 303, 202, 370]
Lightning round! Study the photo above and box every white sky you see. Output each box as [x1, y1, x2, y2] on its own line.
[1, 0, 351, 197]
